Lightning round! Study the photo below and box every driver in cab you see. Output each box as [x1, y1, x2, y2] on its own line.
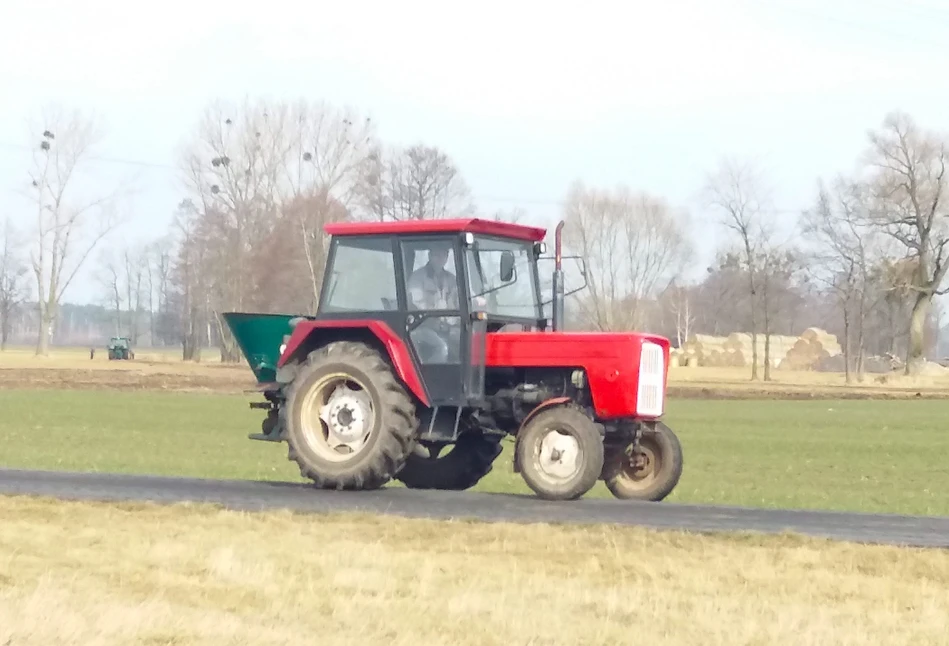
[406, 244, 459, 363]
[407, 245, 457, 311]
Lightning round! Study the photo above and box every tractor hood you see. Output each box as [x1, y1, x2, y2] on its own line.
[485, 331, 671, 419]
[221, 312, 304, 383]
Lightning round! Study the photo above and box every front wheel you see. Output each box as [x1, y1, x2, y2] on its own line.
[602, 421, 683, 501]
[516, 406, 603, 501]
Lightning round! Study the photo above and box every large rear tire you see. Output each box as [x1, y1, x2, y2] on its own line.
[516, 406, 603, 501]
[395, 432, 503, 490]
[282, 341, 419, 490]
[602, 421, 682, 501]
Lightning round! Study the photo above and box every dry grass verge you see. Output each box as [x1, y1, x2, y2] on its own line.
[0, 496, 947, 645]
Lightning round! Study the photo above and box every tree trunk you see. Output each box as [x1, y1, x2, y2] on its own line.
[214, 314, 241, 363]
[182, 304, 201, 362]
[763, 331, 771, 381]
[906, 291, 931, 375]
[842, 304, 852, 385]
[748, 273, 759, 381]
[36, 305, 52, 356]
[855, 286, 866, 382]
[762, 285, 772, 382]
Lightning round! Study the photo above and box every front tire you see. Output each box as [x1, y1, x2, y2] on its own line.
[282, 341, 419, 490]
[516, 406, 603, 501]
[395, 432, 503, 490]
[602, 421, 683, 501]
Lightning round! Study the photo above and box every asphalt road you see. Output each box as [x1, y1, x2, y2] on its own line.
[1, 467, 947, 548]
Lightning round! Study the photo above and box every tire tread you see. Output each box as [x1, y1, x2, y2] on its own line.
[282, 341, 419, 490]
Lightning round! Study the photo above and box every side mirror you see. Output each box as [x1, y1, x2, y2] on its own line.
[499, 250, 515, 282]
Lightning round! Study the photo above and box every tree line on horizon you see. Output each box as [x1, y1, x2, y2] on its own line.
[1, 99, 947, 381]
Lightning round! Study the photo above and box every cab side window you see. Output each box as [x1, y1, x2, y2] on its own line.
[321, 237, 398, 312]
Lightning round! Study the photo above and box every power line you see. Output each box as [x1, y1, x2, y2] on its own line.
[0, 140, 811, 214]
[0, 141, 175, 170]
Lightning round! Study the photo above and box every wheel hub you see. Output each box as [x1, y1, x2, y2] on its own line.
[537, 430, 580, 480]
[631, 451, 650, 470]
[623, 443, 657, 481]
[319, 385, 373, 453]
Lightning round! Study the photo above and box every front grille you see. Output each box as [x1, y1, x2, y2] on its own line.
[637, 341, 664, 417]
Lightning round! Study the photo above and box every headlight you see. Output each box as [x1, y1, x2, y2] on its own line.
[279, 343, 287, 356]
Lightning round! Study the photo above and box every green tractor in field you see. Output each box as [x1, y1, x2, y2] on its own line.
[107, 337, 134, 360]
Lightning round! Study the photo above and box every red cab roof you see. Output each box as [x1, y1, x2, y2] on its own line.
[324, 218, 548, 242]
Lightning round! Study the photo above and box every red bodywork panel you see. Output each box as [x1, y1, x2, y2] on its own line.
[324, 218, 547, 242]
[278, 319, 669, 421]
[486, 331, 670, 419]
[278, 319, 430, 406]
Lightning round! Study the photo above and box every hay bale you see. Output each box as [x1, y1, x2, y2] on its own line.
[725, 349, 745, 367]
[682, 334, 730, 367]
[771, 328, 841, 371]
[779, 337, 827, 371]
[724, 333, 750, 351]
[801, 327, 842, 356]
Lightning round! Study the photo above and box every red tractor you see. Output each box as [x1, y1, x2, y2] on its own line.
[223, 217, 682, 501]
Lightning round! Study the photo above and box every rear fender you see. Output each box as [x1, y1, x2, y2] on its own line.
[278, 319, 430, 407]
[511, 396, 571, 473]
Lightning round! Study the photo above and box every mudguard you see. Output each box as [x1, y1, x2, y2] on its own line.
[279, 319, 430, 406]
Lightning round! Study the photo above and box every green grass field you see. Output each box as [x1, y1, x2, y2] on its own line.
[2, 388, 947, 516]
[3, 380, 949, 645]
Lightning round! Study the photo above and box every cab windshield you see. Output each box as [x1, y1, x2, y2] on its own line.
[465, 236, 541, 320]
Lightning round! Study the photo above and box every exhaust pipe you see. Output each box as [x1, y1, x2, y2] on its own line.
[552, 220, 565, 332]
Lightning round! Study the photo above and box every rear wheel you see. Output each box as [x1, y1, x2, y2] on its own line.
[516, 406, 603, 501]
[602, 422, 682, 501]
[282, 341, 419, 490]
[395, 432, 503, 490]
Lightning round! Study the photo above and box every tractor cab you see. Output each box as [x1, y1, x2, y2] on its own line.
[314, 219, 549, 407]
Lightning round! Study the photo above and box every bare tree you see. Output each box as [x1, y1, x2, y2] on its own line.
[25, 107, 123, 355]
[276, 192, 346, 311]
[872, 255, 916, 358]
[149, 234, 175, 345]
[96, 248, 123, 335]
[359, 143, 475, 221]
[691, 251, 751, 336]
[860, 112, 949, 375]
[659, 282, 695, 348]
[562, 180, 692, 331]
[122, 245, 147, 344]
[282, 101, 376, 303]
[702, 158, 773, 380]
[0, 219, 29, 350]
[758, 245, 800, 381]
[801, 175, 882, 382]
[169, 199, 208, 361]
[179, 99, 286, 361]
[144, 242, 156, 344]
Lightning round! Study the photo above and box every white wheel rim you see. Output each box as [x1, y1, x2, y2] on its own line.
[534, 429, 582, 482]
[299, 372, 375, 462]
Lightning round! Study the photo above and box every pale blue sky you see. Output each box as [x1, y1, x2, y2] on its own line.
[1, 0, 947, 305]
